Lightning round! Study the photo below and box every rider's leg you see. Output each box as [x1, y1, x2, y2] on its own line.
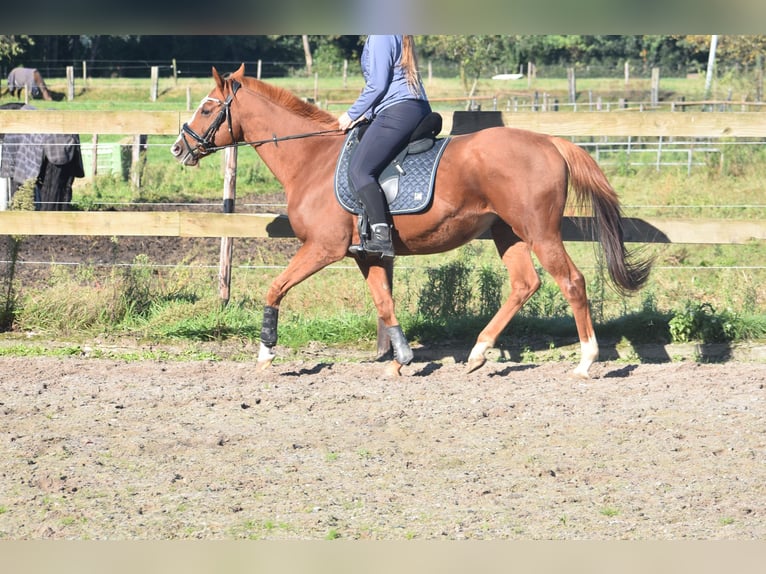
[348, 100, 430, 259]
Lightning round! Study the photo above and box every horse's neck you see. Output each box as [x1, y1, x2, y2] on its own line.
[241, 100, 339, 192]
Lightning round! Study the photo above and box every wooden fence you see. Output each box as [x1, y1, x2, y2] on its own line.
[2, 109, 765, 254]
[2, 109, 764, 353]
[2, 109, 765, 247]
[2, 109, 766, 138]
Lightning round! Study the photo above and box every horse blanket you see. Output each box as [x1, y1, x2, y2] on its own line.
[7, 67, 52, 100]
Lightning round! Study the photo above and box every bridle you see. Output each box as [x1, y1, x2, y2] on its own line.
[178, 78, 344, 163]
[178, 79, 242, 162]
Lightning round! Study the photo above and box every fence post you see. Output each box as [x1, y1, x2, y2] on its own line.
[131, 135, 145, 189]
[90, 134, 98, 178]
[343, 59, 348, 88]
[150, 66, 159, 101]
[567, 67, 576, 104]
[219, 146, 237, 304]
[66, 66, 75, 101]
[651, 67, 660, 107]
[257, 59, 262, 80]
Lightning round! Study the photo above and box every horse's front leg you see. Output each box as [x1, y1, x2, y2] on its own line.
[257, 242, 344, 370]
[356, 258, 413, 376]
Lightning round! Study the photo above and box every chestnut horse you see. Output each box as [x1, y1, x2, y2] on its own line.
[171, 65, 650, 378]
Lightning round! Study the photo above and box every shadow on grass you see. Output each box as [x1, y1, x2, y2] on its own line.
[402, 311, 733, 366]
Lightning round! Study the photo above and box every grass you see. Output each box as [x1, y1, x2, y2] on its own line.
[1, 73, 765, 359]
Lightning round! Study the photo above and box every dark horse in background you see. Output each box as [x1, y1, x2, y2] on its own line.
[6, 67, 52, 101]
[171, 65, 651, 378]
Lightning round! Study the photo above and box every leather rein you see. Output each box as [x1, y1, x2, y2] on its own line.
[180, 79, 343, 159]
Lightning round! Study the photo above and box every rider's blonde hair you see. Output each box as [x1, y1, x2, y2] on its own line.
[401, 35, 422, 97]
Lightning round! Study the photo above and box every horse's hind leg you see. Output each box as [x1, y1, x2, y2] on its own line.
[355, 258, 411, 376]
[467, 224, 541, 373]
[532, 238, 598, 378]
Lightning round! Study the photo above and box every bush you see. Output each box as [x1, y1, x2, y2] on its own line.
[669, 301, 738, 343]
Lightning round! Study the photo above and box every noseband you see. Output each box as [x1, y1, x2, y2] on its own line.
[180, 79, 242, 160]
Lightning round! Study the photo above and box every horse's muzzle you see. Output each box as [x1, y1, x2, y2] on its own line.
[170, 137, 200, 166]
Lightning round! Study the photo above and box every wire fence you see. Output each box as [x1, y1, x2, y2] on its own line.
[5, 59, 686, 81]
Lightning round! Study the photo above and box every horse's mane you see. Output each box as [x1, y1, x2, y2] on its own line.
[237, 75, 339, 128]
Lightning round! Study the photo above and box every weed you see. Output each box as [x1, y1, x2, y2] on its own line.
[0, 237, 21, 331]
[520, 347, 537, 363]
[477, 264, 504, 318]
[357, 448, 372, 459]
[119, 254, 155, 319]
[521, 271, 569, 319]
[669, 301, 738, 343]
[417, 258, 473, 320]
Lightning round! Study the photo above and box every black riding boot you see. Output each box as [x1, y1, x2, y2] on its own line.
[349, 223, 395, 260]
[367, 223, 396, 260]
[349, 183, 395, 260]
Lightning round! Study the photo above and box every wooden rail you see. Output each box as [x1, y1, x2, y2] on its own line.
[1, 211, 764, 245]
[1, 110, 765, 138]
[2, 109, 764, 247]
[0, 110, 183, 136]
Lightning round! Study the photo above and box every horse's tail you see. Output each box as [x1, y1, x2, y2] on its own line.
[549, 136, 652, 294]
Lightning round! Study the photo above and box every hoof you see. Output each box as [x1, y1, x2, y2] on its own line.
[257, 343, 276, 371]
[572, 366, 590, 379]
[385, 361, 404, 377]
[257, 358, 274, 371]
[466, 357, 486, 373]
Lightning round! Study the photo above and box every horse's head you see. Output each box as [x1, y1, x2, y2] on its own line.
[170, 64, 245, 166]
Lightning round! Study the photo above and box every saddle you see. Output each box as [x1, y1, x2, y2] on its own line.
[334, 112, 451, 216]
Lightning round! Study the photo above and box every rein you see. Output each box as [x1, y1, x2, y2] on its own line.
[181, 78, 344, 158]
[204, 127, 344, 153]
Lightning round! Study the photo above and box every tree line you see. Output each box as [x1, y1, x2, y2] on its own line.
[2, 35, 764, 82]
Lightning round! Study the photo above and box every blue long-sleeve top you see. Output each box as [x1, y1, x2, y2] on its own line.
[346, 35, 428, 122]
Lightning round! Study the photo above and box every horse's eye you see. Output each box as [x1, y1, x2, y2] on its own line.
[201, 106, 212, 117]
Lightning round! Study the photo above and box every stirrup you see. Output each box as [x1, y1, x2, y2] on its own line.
[348, 241, 394, 260]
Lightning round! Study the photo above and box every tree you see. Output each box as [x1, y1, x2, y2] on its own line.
[302, 35, 313, 75]
[420, 35, 509, 91]
[0, 35, 33, 66]
[678, 35, 766, 68]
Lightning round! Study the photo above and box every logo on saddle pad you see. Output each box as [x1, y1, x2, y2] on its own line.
[334, 114, 451, 216]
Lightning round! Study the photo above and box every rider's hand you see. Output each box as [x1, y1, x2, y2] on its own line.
[338, 112, 356, 132]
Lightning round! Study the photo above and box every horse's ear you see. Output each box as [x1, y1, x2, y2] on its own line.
[234, 63, 245, 78]
[212, 67, 224, 90]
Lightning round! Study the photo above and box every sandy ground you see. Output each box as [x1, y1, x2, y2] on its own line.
[1, 353, 765, 540]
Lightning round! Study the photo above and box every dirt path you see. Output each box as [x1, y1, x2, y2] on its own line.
[1, 355, 765, 539]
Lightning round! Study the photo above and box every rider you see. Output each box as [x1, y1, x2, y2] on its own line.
[338, 35, 431, 260]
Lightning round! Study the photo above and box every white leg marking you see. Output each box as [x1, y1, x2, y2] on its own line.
[257, 342, 277, 365]
[573, 336, 599, 379]
[468, 341, 490, 363]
